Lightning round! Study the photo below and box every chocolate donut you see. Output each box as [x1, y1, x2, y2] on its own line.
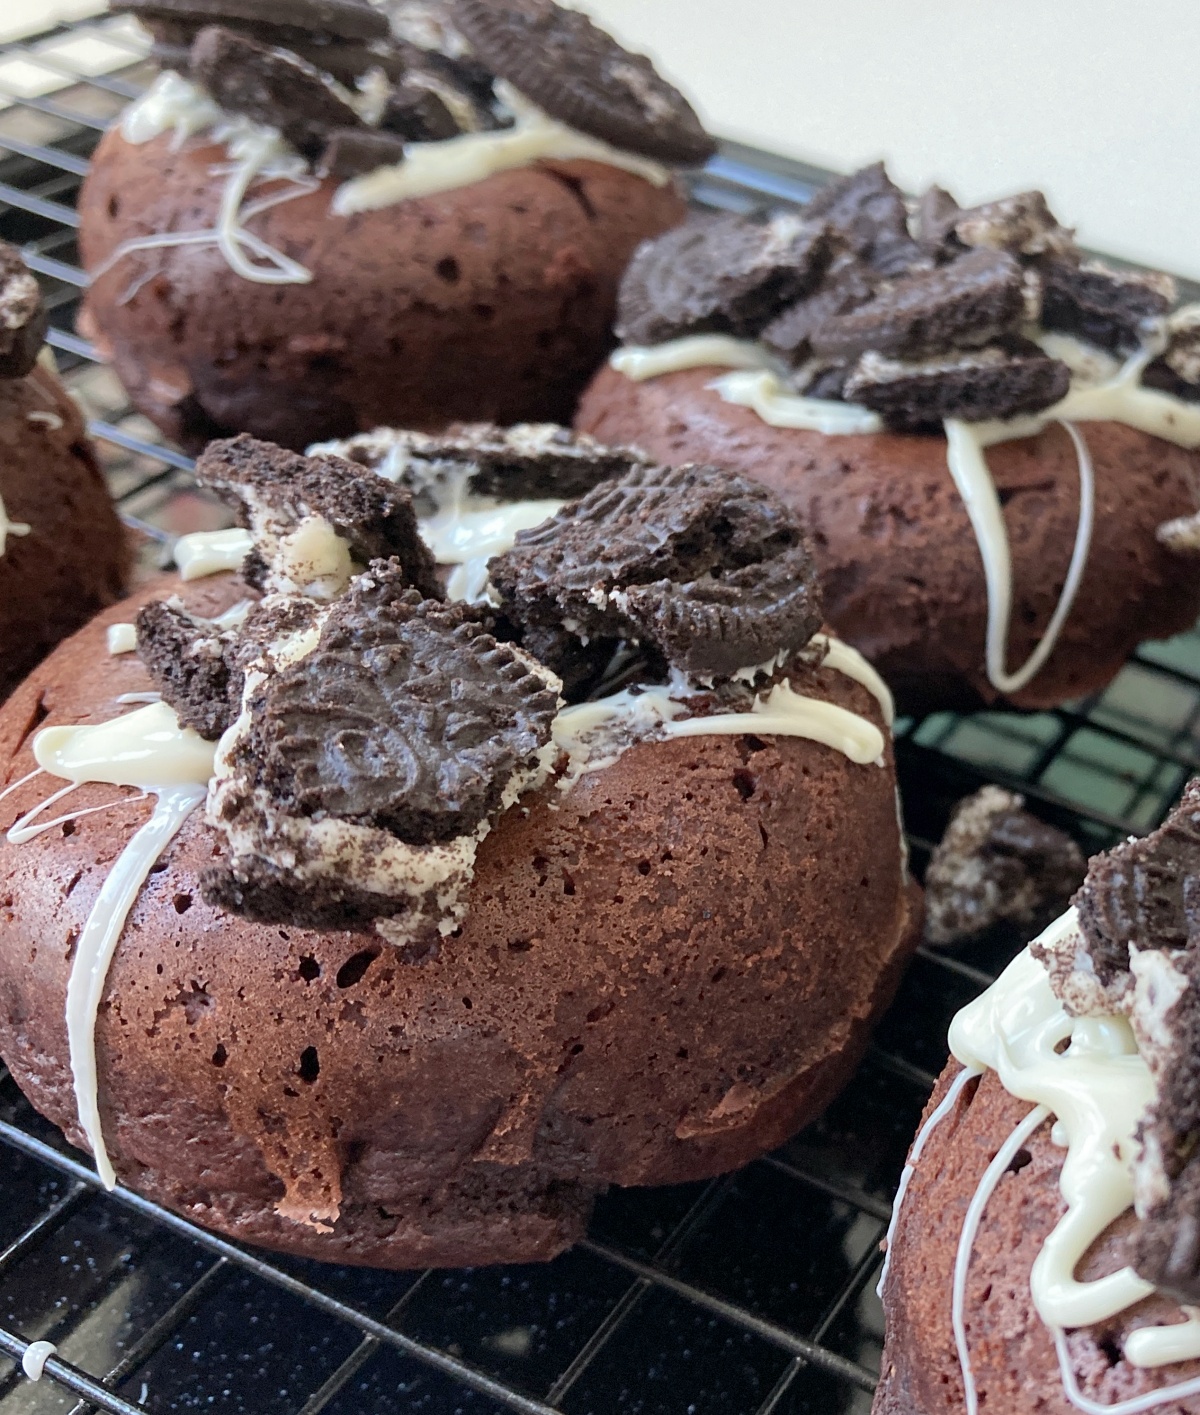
[0, 244, 129, 701]
[0, 438, 918, 1269]
[577, 168, 1200, 714]
[878, 786, 1200, 1413]
[77, 0, 704, 451]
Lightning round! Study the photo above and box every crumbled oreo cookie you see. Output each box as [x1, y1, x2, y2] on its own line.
[616, 213, 831, 347]
[791, 360, 852, 401]
[923, 787, 1085, 947]
[317, 126, 408, 178]
[320, 422, 650, 514]
[1142, 304, 1200, 402]
[115, 0, 390, 41]
[378, 80, 460, 141]
[843, 344, 1070, 429]
[953, 190, 1075, 258]
[913, 184, 961, 255]
[202, 561, 561, 932]
[1040, 255, 1176, 354]
[761, 259, 877, 366]
[1073, 779, 1200, 989]
[135, 599, 242, 741]
[0, 243, 47, 381]
[810, 249, 1027, 362]
[196, 434, 440, 598]
[804, 162, 927, 276]
[450, 0, 714, 165]
[190, 26, 366, 161]
[490, 461, 824, 678]
[1133, 1141, 1200, 1304]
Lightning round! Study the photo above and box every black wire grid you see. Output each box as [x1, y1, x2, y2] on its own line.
[0, 13, 1198, 1414]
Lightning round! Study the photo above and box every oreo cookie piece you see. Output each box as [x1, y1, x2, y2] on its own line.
[923, 787, 1085, 947]
[1142, 304, 1200, 402]
[805, 163, 926, 276]
[0, 243, 47, 381]
[378, 81, 460, 142]
[449, 0, 714, 165]
[810, 248, 1027, 362]
[114, 0, 389, 42]
[322, 422, 650, 513]
[914, 184, 962, 256]
[616, 213, 831, 347]
[842, 344, 1069, 429]
[196, 434, 440, 599]
[1040, 255, 1176, 354]
[761, 257, 877, 365]
[135, 598, 242, 741]
[489, 461, 824, 678]
[317, 127, 408, 179]
[953, 190, 1075, 258]
[190, 26, 366, 161]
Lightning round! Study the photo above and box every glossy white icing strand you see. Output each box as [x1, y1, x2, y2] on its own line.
[611, 336, 778, 382]
[173, 527, 255, 580]
[0, 764, 43, 807]
[876, 1062, 982, 1298]
[944, 417, 1095, 695]
[809, 633, 895, 725]
[1125, 1310, 1200, 1369]
[708, 369, 885, 435]
[954, 1102, 1052, 1415]
[66, 784, 207, 1188]
[106, 623, 137, 656]
[1053, 1327, 1200, 1415]
[20, 1341, 57, 1382]
[0, 490, 31, 557]
[8, 791, 149, 846]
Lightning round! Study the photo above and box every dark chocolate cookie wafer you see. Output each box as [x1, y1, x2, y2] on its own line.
[196, 434, 440, 598]
[761, 258, 877, 365]
[843, 344, 1069, 429]
[1144, 308, 1200, 402]
[490, 461, 824, 677]
[1041, 256, 1176, 354]
[810, 248, 1027, 362]
[616, 213, 830, 346]
[113, 0, 389, 42]
[804, 162, 927, 277]
[190, 26, 366, 161]
[450, 0, 714, 165]
[0, 243, 47, 381]
[136, 599, 242, 741]
[317, 127, 408, 179]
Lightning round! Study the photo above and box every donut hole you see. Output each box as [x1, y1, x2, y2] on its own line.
[336, 948, 379, 989]
[297, 1046, 320, 1084]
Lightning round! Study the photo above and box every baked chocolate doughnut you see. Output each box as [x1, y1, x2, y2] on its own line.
[0, 438, 918, 1269]
[877, 785, 1200, 1413]
[0, 244, 129, 701]
[578, 166, 1200, 713]
[77, 0, 706, 451]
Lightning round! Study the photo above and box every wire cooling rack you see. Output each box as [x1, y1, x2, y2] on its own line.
[1, 13, 1199, 1415]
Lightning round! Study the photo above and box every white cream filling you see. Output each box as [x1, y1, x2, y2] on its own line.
[20, 1341, 57, 1383]
[937, 909, 1200, 1410]
[613, 334, 1200, 697]
[174, 527, 255, 581]
[113, 73, 669, 290]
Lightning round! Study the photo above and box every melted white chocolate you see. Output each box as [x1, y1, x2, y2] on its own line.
[20, 1341, 57, 1383]
[707, 369, 886, 435]
[106, 623, 137, 656]
[18, 703, 217, 1189]
[942, 910, 1200, 1406]
[611, 337, 777, 383]
[0, 491, 31, 557]
[808, 633, 895, 725]
[420, 488, 564, 606]
[174, 527, 254, 581]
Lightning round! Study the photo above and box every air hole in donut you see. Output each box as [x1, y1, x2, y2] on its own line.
[436, 256, 461, 284]
[562, 870, 576, 896]
[298, 956, 320, 982]
[677, 1047, 689, 1059]
[711, 965, 727, 984]
[473, 302, 495, 322]
[732, 769, 756, 801]
[298, 1046, 320, 1083]
[743, 734, 768, 754]
[107, 194, 120, 219]
[211, 1044, 227, 1067]
[461, 996, 473, 1009]
[60, 819, 76, 837]
[586, 999, 614, 1024]
[508, 938, 533, 953]
[1098, 1332, 1123, 1368]
[336, 948, 379, 989]
[637, 860, 651, 876]
[1006, 1147, 1033, 1174]
[173, 893, 192, 914]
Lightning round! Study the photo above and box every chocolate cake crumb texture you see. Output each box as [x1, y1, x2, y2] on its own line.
[196, 434, 440, 597]
[449, 0, 715, 165]
[923, 785, 1085, 947]
[490, 459, 824, 677]
[135, 598, 241, 741]
[0, 241, 48, 381]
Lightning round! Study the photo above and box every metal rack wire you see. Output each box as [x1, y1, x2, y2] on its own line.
[0, 13, 1197, 1413]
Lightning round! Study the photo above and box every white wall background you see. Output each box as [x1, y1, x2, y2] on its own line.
[580, 0, 1200, 280]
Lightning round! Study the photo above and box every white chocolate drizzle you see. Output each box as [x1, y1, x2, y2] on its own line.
[173, 527, 254, 581]
[0, 490, 31, 557]
[20, 1341, 57, 1383]
[612, 333, 1200, 697]
[112, 73, 669, 291]
[9, 703, 217, 1189]
[935, 909, 1200, 1410]
[106, 623, 137, 656]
